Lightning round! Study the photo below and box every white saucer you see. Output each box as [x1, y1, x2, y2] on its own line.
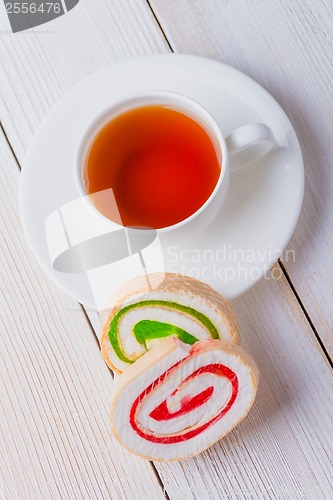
[20, 54, 304, 308]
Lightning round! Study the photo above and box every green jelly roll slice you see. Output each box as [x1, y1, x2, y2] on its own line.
[101, 273, 240, 373]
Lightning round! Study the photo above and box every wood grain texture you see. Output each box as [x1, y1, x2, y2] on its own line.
[154, 269, 333, 499]
[0, 0, 333, 498]
[0, 131, 165, 499]
[148, 0, 333, 358]
[0, 2, 169, 496]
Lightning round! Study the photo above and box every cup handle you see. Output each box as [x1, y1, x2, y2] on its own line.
[226, 123, 277, 172]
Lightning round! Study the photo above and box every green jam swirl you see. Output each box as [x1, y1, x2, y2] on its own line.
[134, 320, 198, 346]
[108, 300, 219, 364]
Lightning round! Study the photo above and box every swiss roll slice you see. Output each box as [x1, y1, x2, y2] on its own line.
[101, 273, 240, 373]
[110, 337, 258, 461]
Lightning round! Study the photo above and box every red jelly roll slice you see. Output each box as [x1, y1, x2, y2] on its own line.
[110, 337, 259, 461]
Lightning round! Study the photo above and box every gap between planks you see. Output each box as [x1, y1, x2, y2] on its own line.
[146, 0, 174, 52]
[279, 261, 332, 369]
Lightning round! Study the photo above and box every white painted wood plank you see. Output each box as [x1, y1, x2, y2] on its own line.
[155, 271, 333, 499]
[0, 2, 170, 498]
[0, 131, 165, 500]
[149, 0, 333, 357]
[1, 0, 332, 498]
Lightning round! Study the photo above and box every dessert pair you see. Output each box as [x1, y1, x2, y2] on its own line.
[101, 273, 258, 461]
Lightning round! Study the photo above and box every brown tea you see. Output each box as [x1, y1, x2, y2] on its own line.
[84, 105, 221, 229]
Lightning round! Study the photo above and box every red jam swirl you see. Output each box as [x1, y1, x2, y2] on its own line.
[129, 359, 239, 444]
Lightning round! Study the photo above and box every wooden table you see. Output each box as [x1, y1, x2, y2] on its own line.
[0, 1, 332, 498]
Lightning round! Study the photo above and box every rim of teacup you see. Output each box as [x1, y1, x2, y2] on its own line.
[74, 89, 228, 233]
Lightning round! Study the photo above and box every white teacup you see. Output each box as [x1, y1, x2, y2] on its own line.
[75, 90, 276, 243]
